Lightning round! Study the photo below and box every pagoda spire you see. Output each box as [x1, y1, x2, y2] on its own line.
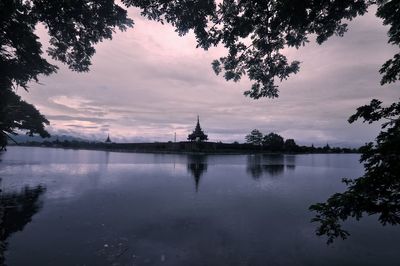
[188, 116, 208, 142]
[105, 134, 111, 143]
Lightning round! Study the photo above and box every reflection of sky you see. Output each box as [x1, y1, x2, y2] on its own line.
[2, 148, 399, 265]
[0, 147, 363, 200]
[0, 163, 190, 201]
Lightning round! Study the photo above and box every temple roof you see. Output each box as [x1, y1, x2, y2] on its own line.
[188, 116, 208, 142]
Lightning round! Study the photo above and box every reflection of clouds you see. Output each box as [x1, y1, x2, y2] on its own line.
[0, 161, 192, 202]
[1, 164, 102, 200]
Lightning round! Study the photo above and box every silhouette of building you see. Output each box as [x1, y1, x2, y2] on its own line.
[188, 116, 208, 142]
[105, 134, 112, 143]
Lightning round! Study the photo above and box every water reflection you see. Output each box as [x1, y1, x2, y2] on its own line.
[187, 155, 208, 192]
[246, 154, 296, 179]
[0, 185, 46, 265]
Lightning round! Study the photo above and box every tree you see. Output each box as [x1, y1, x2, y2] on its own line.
[284, 139, 298, 152]
[309, 99, 400, 244]
[122, 0, 377, 98]
[262, 132, 284, 152]
[245, 129, 263, 145]
[0, 89, 49, 150]
[0, 0, 133, 144]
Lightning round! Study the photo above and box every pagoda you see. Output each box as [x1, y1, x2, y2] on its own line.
[105, 134, 112, 143]
[188, 116, 208, 142]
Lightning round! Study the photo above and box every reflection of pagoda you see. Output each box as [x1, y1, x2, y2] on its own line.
[188, 116, 208, 142]
[187, 155, 208, 192]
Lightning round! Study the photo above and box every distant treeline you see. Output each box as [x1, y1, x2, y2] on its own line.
[15, 139, 359, 154]
[244, 129, 358, 153]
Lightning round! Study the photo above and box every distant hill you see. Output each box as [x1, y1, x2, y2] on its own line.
[9, 134, 90, 144]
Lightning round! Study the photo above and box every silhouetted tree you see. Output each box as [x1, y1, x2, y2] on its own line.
[284, 139, 298, 152]
[0, 89, 50, 145]
[310, 99, 400, 244]
[122, 0, 375, 98]
[0, 0, 133, 146]
[245, 129, 263, 145]
[262, 132, 284, 152]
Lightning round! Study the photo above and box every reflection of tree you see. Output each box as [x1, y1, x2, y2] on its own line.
[187, 155, 208, 192]
[263, 165, 285, 176]
[0, 185, 46, 265]
[246, 155, 292, 179]
[246, 155, 263, 179]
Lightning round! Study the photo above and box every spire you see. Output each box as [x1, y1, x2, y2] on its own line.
[188, 116, 208, 142]
[105, 134, 111, 143]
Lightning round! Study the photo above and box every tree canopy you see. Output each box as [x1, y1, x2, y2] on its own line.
[0, 89, 49, 149]
[122, 0, 398, 98]
[1, 0, 133, 139]
[284, 139, 299, 152]
[310, 99, 400, 244]
[245, 129, 263, 145]
[0, 0, 133, 89]
[262, 132, 284, 151]
[2, 1, 398, 97]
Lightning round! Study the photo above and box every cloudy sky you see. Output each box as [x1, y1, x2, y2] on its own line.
[20, 6, 398, 146]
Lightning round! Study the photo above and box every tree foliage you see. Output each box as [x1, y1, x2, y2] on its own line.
[310, 99, 400, 244]
[245, 129, 263, 145]
[0, 0, 133, 141]
[262, 132, 284, 151]
[122, 0, 400, 98]
[0, 0, 133, 89]
[0, 89, 50, 149]
[284, 138, 299, 152]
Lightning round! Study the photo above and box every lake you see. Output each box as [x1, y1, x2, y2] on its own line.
[0, 146, 399, 265]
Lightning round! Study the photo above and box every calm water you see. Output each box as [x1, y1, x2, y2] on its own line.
[0, 147, 399, 266]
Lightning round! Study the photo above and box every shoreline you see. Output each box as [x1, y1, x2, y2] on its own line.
[7, 143, 360, 156]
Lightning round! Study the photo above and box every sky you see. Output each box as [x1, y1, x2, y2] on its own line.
[19, 6, 399, 146]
